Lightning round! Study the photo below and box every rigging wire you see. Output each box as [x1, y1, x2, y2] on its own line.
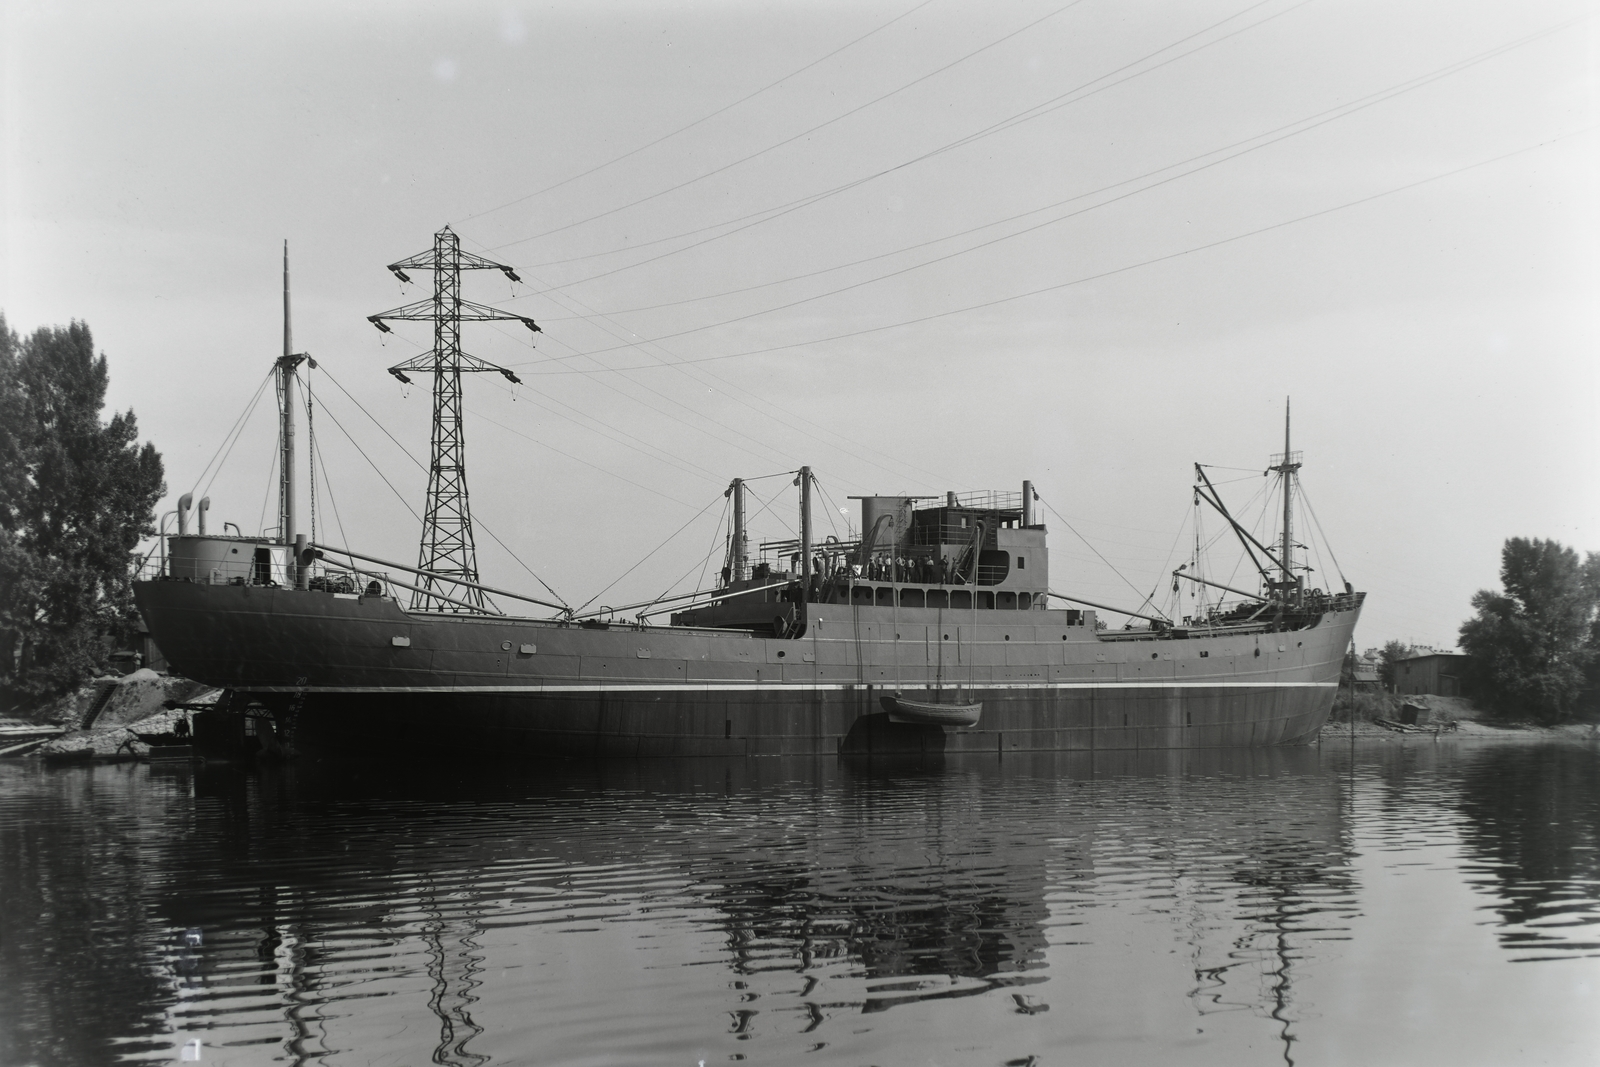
[457, 232, 955, 492]
[742, 481, 796, 539]
[1297, 482, 1346, 587]
[575, 491, 727, 614]
[489, 375, 729, 484]
[311, 418, 351, 561]
[456, 0, 939, 226]
[192, 370, 274, 502]
[476, 314, 820, 481]
[811, 477, 849, 542]
[465, 407, 699, 509]
[647, 495, 730, 608]
[300, 368, 317, 547]
[694, 497, 729, 594]
[256, 443, 278, 540]
[311, 395, 423, 524]
[312, 361, 569, 603]
[1037, 494, 1170, 620]
[514, 133, 1578, 376]
[486, 2, 1087, 250]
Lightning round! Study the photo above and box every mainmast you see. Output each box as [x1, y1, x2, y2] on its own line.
[368, 226, 539, 612]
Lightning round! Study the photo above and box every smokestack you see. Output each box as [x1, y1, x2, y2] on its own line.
[1022, 480, 1034, 526]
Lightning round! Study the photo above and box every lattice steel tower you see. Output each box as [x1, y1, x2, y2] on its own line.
[368, 226, 540, 611]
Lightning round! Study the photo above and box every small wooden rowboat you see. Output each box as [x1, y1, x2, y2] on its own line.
[879, 694, 983, 728]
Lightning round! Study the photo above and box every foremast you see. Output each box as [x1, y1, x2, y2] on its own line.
[1268, 397, 1303, 606]
[276, 242, 310, 587]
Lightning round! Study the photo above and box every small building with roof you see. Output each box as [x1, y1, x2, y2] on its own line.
[1393, 650, 1470, 698]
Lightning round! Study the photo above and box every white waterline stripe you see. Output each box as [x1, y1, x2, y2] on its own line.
[237, 680, 1339, 694]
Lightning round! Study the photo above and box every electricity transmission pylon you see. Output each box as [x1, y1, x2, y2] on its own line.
[368, 225, 540, 612]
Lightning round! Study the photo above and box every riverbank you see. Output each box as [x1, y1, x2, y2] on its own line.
[1322, 689, 1597, 743]
[4, 671, 223, 760]
[1319, 718, 1600, 743]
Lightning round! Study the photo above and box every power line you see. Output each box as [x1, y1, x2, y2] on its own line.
[485, 0, 1293, 265]
[517, 133, 1578, 376]
[533, 14, 1576, 325]
[454, 0, 939, 226]
[485, 2, 1086, 250]
[519, 20, 1580, 367]
[454, 232, 957, 492]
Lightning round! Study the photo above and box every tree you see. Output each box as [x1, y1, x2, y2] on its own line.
[0, 315, 165, 708]
[1458, 538, 1600, 724]
[1377, 639, 1414, 691]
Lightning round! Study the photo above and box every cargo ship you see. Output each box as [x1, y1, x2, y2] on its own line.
[133, 233, 1362, 758]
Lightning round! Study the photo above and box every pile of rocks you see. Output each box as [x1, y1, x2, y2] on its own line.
[32, 674, 222, 762]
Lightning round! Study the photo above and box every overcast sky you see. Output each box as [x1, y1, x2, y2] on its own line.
[4, 0, 1595, 645]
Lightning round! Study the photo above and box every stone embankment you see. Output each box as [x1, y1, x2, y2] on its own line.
[21, 670, 221, 761]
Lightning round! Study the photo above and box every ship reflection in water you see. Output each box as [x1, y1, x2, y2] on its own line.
[2, 743, 1597, 1067]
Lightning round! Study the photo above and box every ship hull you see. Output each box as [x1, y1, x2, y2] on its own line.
[133, 580, 1360, 758]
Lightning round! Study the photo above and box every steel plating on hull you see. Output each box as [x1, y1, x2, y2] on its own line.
[133, 580, 1360, 757]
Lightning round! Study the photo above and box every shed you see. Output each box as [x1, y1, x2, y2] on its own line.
[1394, 652, 1469, 697]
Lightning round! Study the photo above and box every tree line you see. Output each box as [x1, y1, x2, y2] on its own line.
[1455, 537, 1600, 724]
[1, 314, 164, 709]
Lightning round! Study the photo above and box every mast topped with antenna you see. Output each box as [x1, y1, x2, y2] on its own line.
[1269, 397, 1301, 602]
[276, 242, 308, 557]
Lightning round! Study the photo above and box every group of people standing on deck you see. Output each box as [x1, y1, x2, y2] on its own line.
[762, 550, 966, 604]
[787, 553, 958, 585]
[861, 554, 956, 585]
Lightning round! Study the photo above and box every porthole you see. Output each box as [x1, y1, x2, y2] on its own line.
[500, 641, 511, 651]
[943, 633, 949, 640]
[1004, 635, 1010, 641]
[1062, 635, 1068, 640]
[777, 650, 786, 658]
[1151, 652, 1159, 660]
[1254, 648, 1261, 658]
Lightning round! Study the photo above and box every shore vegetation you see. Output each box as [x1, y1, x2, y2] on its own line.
[1458, 538, 1600, 725]
[0, 314, 164, 710]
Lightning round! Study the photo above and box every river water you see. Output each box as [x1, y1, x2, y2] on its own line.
[1, 740, 1596, 1067]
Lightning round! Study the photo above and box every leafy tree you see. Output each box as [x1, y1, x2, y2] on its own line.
[0, 315, 165, 708]
[1458, 538, 1600, 723]
[1377, 639, 1414, 691]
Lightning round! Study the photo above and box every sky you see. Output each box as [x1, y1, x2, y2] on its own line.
[3, 0, 1596, 647]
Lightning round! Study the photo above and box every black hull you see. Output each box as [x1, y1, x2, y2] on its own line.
[134, 580, 1359, 759]
[282, 681, 1336, 759]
